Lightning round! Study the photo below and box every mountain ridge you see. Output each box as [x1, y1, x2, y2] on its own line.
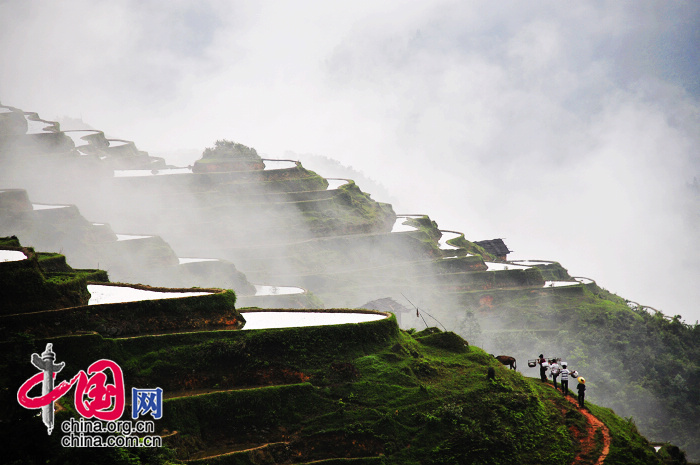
[1, 104, 697, 463]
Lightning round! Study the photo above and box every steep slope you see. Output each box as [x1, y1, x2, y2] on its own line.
[1, 104, 697, 460]
[0, 243, 666, 464]
[0, 188, 254, 294]
[0, 236, 103, 313]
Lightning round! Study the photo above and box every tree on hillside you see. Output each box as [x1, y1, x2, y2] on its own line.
[201, 140, 260, 161]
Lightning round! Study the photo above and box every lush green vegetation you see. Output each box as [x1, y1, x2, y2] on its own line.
[3, 288, 241, 339]
[1, 307, 677, 464]
[0, 235, 22, 247]
[467, 283, 699, 460]
[194, 140, 264, 172]
[3, 112, 696, 463]
[587, 404, 660, 465]
[444, 232, 496, 261]
[0, 243, 91, 313]
[300, 182, 395, 235]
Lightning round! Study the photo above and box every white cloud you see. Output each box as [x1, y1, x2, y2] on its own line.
[1, 0, 698, 320]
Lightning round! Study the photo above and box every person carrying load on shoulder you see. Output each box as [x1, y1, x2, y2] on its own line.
[550, 359, 560, 389]
[538, 354, 548, 382]
[560, 362, 570, 395]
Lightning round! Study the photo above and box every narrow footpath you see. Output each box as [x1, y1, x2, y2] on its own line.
[557, 387, 611, 465]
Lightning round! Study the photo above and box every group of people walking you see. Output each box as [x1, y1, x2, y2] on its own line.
[538, 354, 586, 408]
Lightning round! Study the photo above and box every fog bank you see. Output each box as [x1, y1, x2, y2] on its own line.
[1, 0, 698, 320]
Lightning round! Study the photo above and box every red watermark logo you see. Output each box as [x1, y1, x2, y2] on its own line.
[17, 344, 163, 447]
[17, 344, 126, 434]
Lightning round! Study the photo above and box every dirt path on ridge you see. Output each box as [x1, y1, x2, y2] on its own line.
[558, 389, 611, 465]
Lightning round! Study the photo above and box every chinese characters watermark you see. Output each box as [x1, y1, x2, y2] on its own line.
[17, 343, 163, 447]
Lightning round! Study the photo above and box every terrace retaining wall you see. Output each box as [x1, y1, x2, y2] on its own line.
[0, 287, 241, 339]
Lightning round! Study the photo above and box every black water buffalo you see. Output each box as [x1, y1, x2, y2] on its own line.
[495, 355, 517, 370]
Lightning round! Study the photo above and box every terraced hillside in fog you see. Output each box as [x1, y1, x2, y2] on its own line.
[1, 103, 698, 462]
[1, 237, 670, 464]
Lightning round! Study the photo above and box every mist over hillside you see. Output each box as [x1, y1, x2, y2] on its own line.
[3, 100, 698, 459]
[2, 2, 700, 459]
[286, 151, 400, 208]
[2, 1, 697, 322]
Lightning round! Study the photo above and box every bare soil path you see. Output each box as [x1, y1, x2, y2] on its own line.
[559, 390, 611, 465]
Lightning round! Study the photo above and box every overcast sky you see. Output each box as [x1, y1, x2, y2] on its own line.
[2, 1, 699, 321]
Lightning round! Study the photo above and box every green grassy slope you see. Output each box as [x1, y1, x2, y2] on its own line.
[0, 239, 96, 313]
[467, 280, 700, 460]
[0, 238, 683, 464]
[1, 107, 696, 462]
[0, 314, 670, 464]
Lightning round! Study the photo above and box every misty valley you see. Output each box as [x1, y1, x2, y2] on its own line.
[1, 104, 698, 464]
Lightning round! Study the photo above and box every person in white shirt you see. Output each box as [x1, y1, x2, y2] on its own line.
[560, 362, 570, 396]
[550, 360, 560, 390]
